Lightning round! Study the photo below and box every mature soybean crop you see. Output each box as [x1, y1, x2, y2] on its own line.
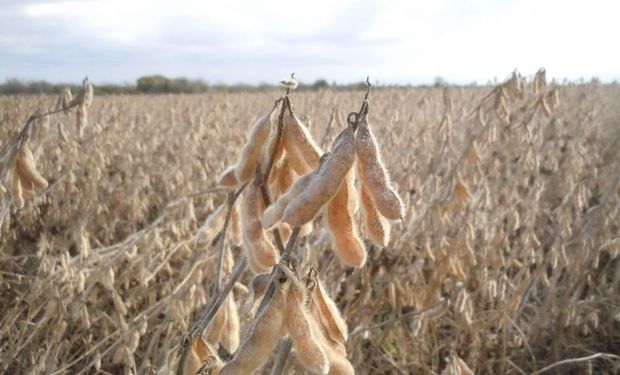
[0, 70, 619, 374]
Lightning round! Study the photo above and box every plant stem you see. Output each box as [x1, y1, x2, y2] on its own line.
[214, 185, 247, 292]
[256, 227, 300, 315]
[190, 257, 248, 338]
[270, 338, 293, 375]
[176, 258, 248, 375]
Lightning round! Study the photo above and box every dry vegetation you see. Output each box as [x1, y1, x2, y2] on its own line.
[0, 71, 619, 374]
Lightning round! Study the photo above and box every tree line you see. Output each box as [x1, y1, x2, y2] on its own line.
[0, 76, 362, 95]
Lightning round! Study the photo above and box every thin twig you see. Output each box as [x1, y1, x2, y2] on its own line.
[184, 186, 228, 198]
[502, 311, 537, 371]
[176, 258, 248, 375]
[270, 338, 293, 375]
[531, 353, 620, 375]
[190, 258, 248, 338]
[350, 298, 448, 337]
[215, 186, 246, 291]
[320, 108, 336, 150]
[506, 359, 528, 375]
[256, 227, 300, 315]
[364, 76, 372, 101]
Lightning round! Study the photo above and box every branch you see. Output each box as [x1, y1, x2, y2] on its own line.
[176, 258, 248, 375]
[215, 185, 247, 291]
[270, 338, 293, 375]
[531, 353, 620, 375]
[190, 258, 248, 338]
[349, 298, 449, 337]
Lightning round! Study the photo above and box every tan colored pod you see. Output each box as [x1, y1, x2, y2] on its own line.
[84, 80, 94, 108]
[276, 158, 296, 197]
[327, 173, 366, 268]
[217, 166, 239, 187]
[283, 112, 323, 170]
[235, 113, 273, 183]
[76, 102, 87, 137]
[15, 146, 48, 190]
[259, 120, 285, 175]
[205, 297, 228, 345]
[324, 347, 355, 375]
[262, 170, 317, 229]
[283, 127, 356, 227]
[68, 78, 93, 108]
[250, 273, 271, 300]
[56, 87, 73, 114]
[196, 203, 226, 246]
[282, 136, 312, 175]
[355, 115, 404, 220]
[21, 184, 36, 199]
[241, 180, 279, 272]
[246, 251, 271, 275]
[359, 185, 391, 247]
[180, 336, 223, 375]
[221, 294, 240, 354]
[219, 282, 288, 375]
[230, 204, 243, 247]
[57, 122, 69, 142]
[306, 293, 354, 375]
[11, 171, 24, 209]
[286, 286, 330, 375]
[279, 222, 292, 243]
[310, 275, 348, 345]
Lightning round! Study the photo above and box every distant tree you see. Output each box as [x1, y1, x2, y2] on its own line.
[1, 79, 25, 95]
[433, 76, 448, 87]
[136, 75, 209, 93]
[311, 79, 329, 90]
[137, 75, 170, 93]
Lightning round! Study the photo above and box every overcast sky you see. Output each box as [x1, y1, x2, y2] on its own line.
[1, 0, 619, 85]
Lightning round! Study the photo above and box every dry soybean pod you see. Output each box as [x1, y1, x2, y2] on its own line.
[196, 204, 226, 246]
[278, 222, 293, 243]
[282, 132, 312, 175]
[276, 158, 297, 197]
[323, 349, 355, 375]
[262, 168, 318, 230]
[219, 281, 288, 375]
[359, 184, 391, 247]
[230, 204, 243, 247]
[286, 284, 330, 374]
[234, 109, 276, 183]
[204, 296, 228, 345]
[259, 119, 285, 177]
[221, 293, 240, 354]
[305, 287, 353, 375]
[180, 337, 219, 375]
[11, 170, 24, 209]
[283, 125, 356, 227]
[217, 166, 239, 187]
[15, 145, 48, 190]
[355, 111, 404, 221]
[283, 111, 323, 169]
[76, 103, 87, 137]
[326, 172, 366, 268]
[240, 180, 279, 272]
[307, 269, 348, 345]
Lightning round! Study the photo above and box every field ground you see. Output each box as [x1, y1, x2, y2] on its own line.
[1, 81, 619, 374]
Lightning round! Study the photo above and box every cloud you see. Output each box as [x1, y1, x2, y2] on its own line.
[0, 0, 618, 84]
